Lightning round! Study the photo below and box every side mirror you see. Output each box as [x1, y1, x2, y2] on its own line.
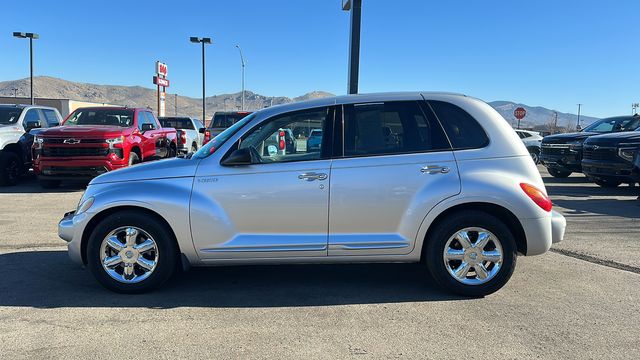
[221, 148, 254, 166]
[25, 120, 41, 132]
[199, 127, 206, 134]
[141, 123, 154, 132]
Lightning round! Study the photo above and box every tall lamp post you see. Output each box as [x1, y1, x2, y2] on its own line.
[190, 37, 212, 123]
[235, 45, 246, 111]
[342, 0, 362, 94]
[13, 32, 39, 105]
[576, 103, 582, 130]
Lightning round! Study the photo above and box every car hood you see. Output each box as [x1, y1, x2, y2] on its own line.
[583, 131, 640, 146]
[542, 132, 599, 144]
[39, 125, 127, 138]
[90, 158, 198, 185]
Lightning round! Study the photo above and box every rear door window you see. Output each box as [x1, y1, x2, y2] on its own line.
[341, 101, 450, 157]
[42, 109, 60, 127]
[428, 101, 489, 149]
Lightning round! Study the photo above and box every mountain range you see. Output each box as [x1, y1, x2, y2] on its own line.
[0, 76, 598, 128]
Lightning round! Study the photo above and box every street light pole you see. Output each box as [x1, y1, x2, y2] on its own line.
[13, 32, 39, 105]
[343, 0, 362, 94]
[235, 45, 246, 111]
[576, 103, 582, 130]
[190, 37, 212, 123]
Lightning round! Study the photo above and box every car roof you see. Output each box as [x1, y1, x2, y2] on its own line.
[0, 104, 58, 111]
[73, 106, 145, 111]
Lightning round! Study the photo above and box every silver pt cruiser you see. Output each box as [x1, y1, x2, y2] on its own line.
[59, 92, 566, 296]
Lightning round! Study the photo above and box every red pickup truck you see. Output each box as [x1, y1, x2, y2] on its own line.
[32, 107, 177, 188]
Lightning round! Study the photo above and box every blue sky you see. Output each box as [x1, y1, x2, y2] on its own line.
[1, 0, 638, 118]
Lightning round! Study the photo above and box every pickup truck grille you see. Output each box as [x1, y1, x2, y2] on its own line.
[541, 144, 570, 155]
[42, 138, 106, 144]
[42, 147, 109, 157]
[582, 146, 617, 160]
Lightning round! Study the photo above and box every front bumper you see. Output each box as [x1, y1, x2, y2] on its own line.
[35, 157, 127, 180]
[582, 159, 639, 182]
[58, 210, 88, 265]
[540, 153, 582, 172]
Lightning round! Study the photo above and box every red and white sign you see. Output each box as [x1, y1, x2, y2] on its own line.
[156, 61, 168, 77]
[153, 76, 170, 87]
[514, 107, 527, 120]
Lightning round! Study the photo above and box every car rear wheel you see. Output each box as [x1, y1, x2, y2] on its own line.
[548, 168, 572, 178]
[425, 211, 517, 297]
[529, 148, 540, 164]
[0, 151, 22, 186]
[87, 210, 178, 293]
[594, 179, 622, 188]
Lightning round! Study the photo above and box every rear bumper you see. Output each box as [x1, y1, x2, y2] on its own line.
[520, 210, 565, 256]
[582, 159, 639, 182]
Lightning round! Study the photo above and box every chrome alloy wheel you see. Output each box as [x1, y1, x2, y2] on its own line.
[99, 226, 159, 283]
[442, 227, 503, 285]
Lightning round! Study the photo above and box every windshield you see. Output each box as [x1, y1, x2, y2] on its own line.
[64, 109, 135, 127]
[583, 117, 640, 133]
[159, 117, 195, 130]
[192, 113, 256, 159]
[0, 108, 24, 125]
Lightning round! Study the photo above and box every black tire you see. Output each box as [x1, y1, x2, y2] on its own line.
[168, 143, 177, 158]
[38, 178, 61, 189]
[86, 210, 178, 293]
[548, 168, 572, 178]
[0, 151, 22, 186]
[191, 144, 197, 153]
[529, 148, 540, 164]
[424, 210, 517, 297]
[128, 151, 140, 166]
[594, 179, 621, 188]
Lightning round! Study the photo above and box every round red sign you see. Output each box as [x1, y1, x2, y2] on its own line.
[514, 107, 526, 120]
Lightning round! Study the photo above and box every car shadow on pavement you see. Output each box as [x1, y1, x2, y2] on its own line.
[0, 176, 86, 194]
[541, 175, 590, 184]
[546, 184, 638, 198]
[552, 198, 640, 218]
[0, 251, 467, 308]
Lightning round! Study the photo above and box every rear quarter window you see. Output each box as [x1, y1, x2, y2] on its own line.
[428, 101, 489, 149]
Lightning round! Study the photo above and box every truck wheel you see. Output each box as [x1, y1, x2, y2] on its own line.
[548, 168, 571, 178]
[128, 152, 140, 166]
[594, 179, 621, 188]
[529, 148, 540, 164]
[0, 151, 22, 186]
[87, 210, 178, 293]
[39, 179, 61, 189]
[424, 211, 517, 297]
[191, 144, 197, 153]
[169, 144, 177, 158]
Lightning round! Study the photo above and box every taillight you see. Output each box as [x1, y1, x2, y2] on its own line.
[180, 132, 187, 144]
[520, 183, 552, 212]
[278, 130, 285, 150]
[203, 130, 211, 145]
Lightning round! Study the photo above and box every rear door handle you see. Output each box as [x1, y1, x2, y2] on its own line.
[298, 172, 328, 181]
[421, 165, 450, 174]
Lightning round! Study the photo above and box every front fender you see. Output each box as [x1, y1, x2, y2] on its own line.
[81, 177, 198, 262]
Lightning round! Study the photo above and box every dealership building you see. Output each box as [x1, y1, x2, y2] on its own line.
[0, 96, 122, 118]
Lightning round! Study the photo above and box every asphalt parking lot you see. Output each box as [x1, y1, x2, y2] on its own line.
[0, 166, 638, 359]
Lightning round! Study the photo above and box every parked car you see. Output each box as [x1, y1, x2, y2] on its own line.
[306, 129, 323, 152]
[33, 107, 177, 188]
[0, 104, 62, 185]
[203, 111, 252, 145]
[581, 130, 640, 187]
[58, 93, 565, 296]
[515, 129, 542, 164]
[159, 116, 205, 154]
[540, 115, 640, 177]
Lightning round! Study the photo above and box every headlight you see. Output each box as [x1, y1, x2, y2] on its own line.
[618, 147, 637, 162]
[105, 136, 124, 148]
[76, 196, 95, 215]
[34, 136, 43, 149]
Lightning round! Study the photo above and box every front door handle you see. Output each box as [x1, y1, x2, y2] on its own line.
[298, 172, 328, 181]
[421, 165, 450, 174]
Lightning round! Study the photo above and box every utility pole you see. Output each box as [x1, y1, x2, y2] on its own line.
[190, 37, 213, 123]
[553, 111, 558, 132]
[576, 104, 582, 130]
[175, 94, 178, 116]
[343, 0, 362, 94]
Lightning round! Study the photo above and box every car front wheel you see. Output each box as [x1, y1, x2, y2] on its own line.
[548, 168, 572, 178]
[425, 211, 517, 297]
[87, 210, 177, 293]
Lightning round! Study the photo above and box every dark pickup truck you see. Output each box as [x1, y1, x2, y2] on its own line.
[581, 131, 640, 187]
[540, 115, 640, 178]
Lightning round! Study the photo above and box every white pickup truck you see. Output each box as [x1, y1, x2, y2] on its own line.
[0, 104, 63, 185]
